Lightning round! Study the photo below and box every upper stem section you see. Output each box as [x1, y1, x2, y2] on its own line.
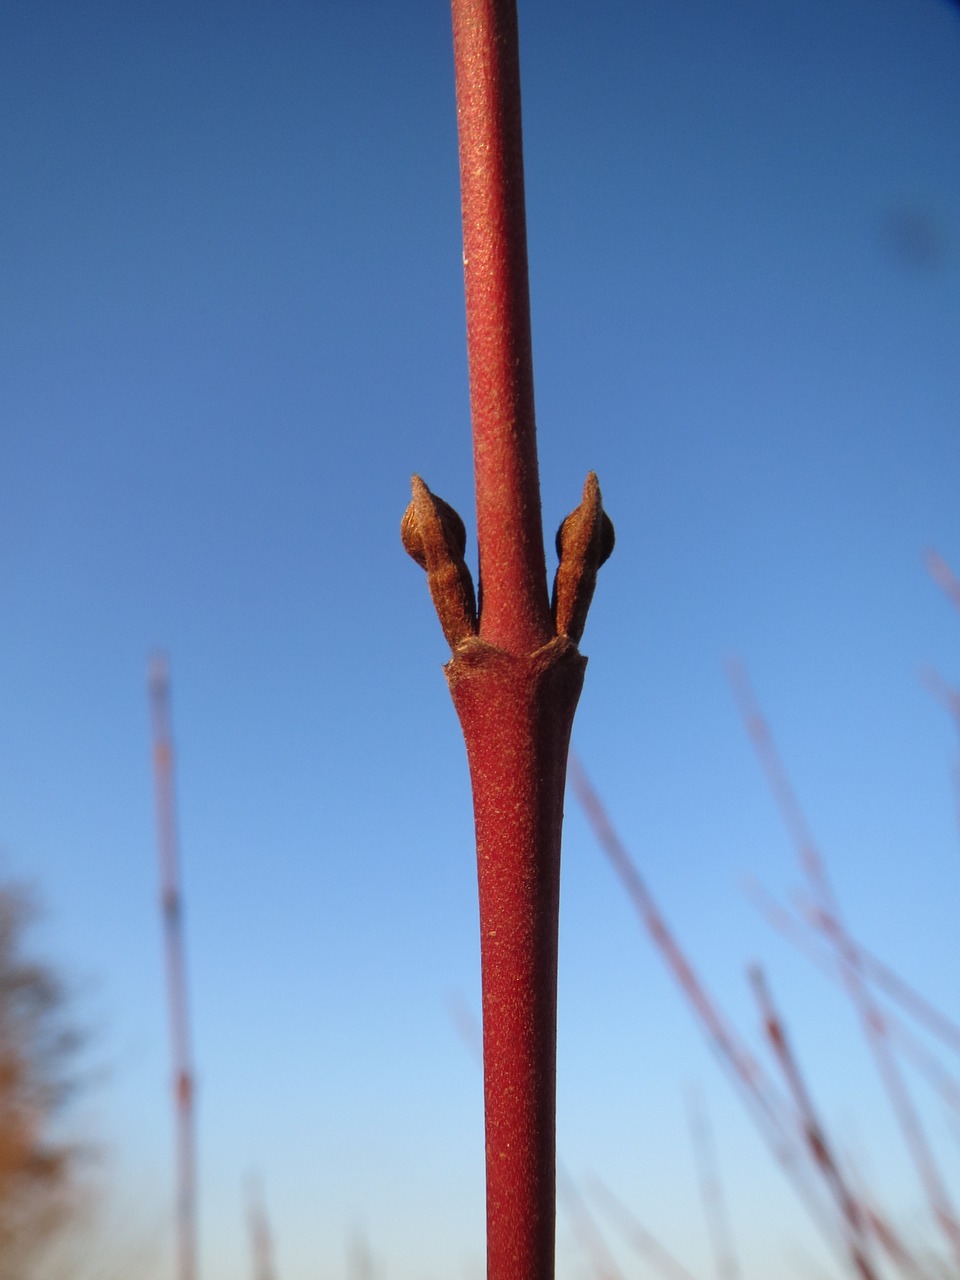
[451, 0, 553, 655]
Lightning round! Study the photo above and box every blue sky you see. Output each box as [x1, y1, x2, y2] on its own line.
[1, 1, 959, 1276]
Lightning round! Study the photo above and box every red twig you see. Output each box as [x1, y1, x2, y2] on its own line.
[727, 658, 960, 1268]
[148, 655, 198, 1280]
[447, 994, 625, 1280]
[568, 755, 846, 1262]
[921, 665, 960, 734]
[403, 8, 613, 1276]
[844, 1160, 927, 1280]
[451, 0, 551, 656]
[744, 881, 960, 1119]
[795, 894, 960, 1061]
[924, 549, 960, 616]
[749, 966, 877, 1280]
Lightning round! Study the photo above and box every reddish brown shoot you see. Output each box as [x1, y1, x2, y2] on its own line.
[744, 880, 960, 1118]
[568, 755, 845, 1259]
[148, 655, 199, 1280]
[449, 0, 549, 654]
[727, 657, 960, 1268]
[749, 966, 877, 1280]
[402, 3, 614, 1278]
[924, 548, 960, 615]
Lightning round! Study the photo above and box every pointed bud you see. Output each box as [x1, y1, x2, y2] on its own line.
[402, 475, 478, 650]
[551, 472, 614, 643]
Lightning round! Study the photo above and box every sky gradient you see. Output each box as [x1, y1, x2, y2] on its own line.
[1, 2, 959, 1277]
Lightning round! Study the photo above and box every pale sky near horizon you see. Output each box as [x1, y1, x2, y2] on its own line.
[1, 2, 959, 1277]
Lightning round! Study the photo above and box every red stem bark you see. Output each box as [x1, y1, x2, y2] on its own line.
[403, 3, 613, 1278]
[450, 10, 565, 1272]
[451, 0, 551, 656]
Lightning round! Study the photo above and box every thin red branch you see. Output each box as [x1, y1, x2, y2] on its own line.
[795, 895, 960, 1060]
[924, 549, 960, 615]
[405, 10, 613, 1277]
[744, 880, 960, 1119]
[451, 0, 552, 654]
[727, 658, 960, 1268]
[749, 966, 877, 1280]
[147, 655, 198, 1280]
[448, 994, 627, 1280]
[568, 755, 846, 1263]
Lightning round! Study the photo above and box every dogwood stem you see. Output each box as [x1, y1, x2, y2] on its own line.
[403, 3, 613, 1277]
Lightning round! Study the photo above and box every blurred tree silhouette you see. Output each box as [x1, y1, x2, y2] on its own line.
[0, 886, 84, 1279]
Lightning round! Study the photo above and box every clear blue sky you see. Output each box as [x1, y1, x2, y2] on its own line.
[1, 1, 959, 1277]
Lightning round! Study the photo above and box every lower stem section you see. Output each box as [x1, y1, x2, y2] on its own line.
[447, 636, 586, 1280]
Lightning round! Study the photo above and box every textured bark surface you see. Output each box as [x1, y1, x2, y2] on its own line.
[448, 638, 584, 1280]
[451, 0, 551, 657]
[403, 3, 613, 1277]
[402, 469, 611, 1280]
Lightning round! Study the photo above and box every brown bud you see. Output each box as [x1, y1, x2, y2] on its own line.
[402, 475, 478, 650]
[551, 472, 614, 643]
